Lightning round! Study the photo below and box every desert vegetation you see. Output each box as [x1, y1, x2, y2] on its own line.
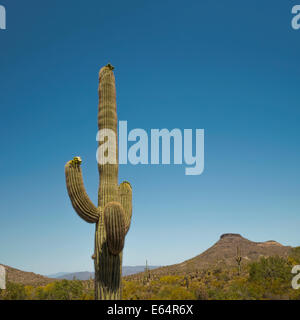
[1, 248, 299, 300]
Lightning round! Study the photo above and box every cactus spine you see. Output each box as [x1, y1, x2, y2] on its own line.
[65, 64, 132, 300]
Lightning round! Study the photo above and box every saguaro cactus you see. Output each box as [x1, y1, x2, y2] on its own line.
[143, 260, 151, 284]
[235, 246, 242, 275]
[65, 64, 132, 300]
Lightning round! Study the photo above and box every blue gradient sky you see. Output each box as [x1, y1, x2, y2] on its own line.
[0, 1, 299, 275]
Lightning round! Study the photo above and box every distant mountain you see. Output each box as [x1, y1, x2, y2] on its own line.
[0, 265, 160, 284]
[126, 233, 293, 278]
[123, 266, 160, 276]
[3, 233, 294, 285]
[47, 272, 69, 278]
[54, 266, 160, 280]
[57, 271, 94, 280]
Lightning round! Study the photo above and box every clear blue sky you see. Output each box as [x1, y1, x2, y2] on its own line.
[0, 0, 299, 275]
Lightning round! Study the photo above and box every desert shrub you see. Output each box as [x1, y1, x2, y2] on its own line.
[159, 275, 183, 285]
[249, 256, 291, 284]
[248, 256, 292, 298]
[0, 282, 27, 300]
[289, 247, 300, 265]
[123, 280, 145, 300]
[193, 285, 209, 300]
[43, 280, 84, 300]
[153, 285, 195, 300]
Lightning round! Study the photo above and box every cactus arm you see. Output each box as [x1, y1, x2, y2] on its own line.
[104, 202, 126, 255]
[119, 181, 132, 233]
[65, 159, 99, 223]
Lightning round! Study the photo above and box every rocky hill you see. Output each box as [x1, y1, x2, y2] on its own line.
[0, 265, 55, 287]
[126, 233, 292, 279]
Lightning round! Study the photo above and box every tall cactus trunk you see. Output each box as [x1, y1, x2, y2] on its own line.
[65, 64, 132, 300]
[94, 219, 123, 299]
[98, 64, 119, 206]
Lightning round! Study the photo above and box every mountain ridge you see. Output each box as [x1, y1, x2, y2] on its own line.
[49, 266, 161, 280]
[126, 233, 293, 278]
[2, 233, 294, 285]
[0, 264, 55, 286]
